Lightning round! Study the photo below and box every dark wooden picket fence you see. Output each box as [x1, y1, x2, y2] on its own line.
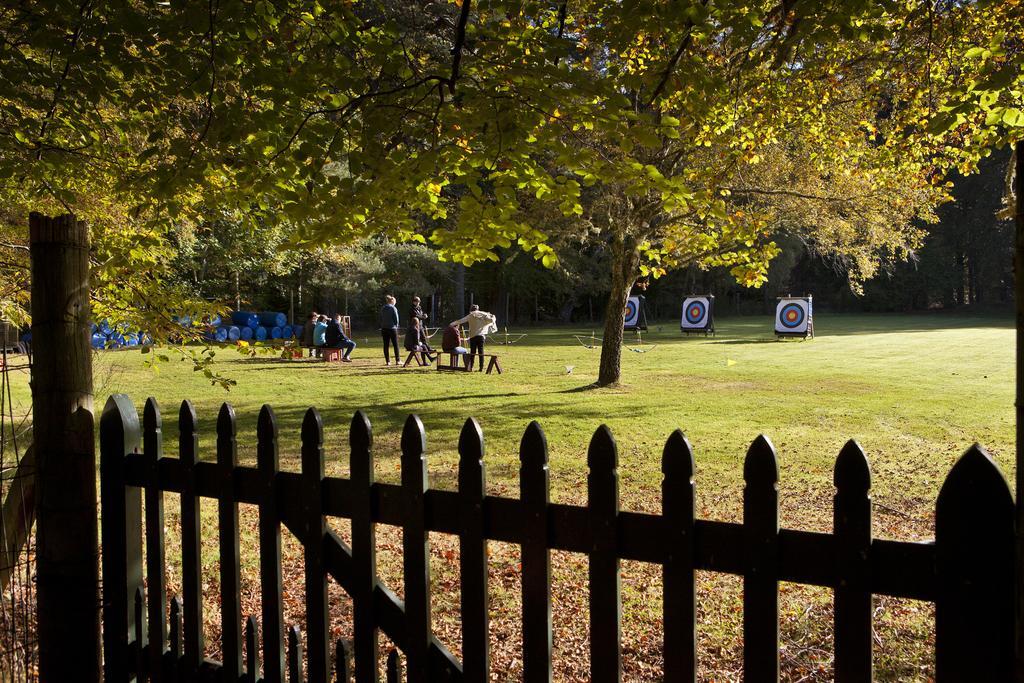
[99, 394, 1015, 682]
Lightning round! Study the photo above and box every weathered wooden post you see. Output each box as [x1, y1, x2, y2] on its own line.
[1013, 139, 1024, 680]
[29, 212, 99, 682]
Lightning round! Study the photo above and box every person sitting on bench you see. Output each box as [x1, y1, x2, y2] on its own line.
[325, 313, 356, 362]
[441, 322, 470, 365]
[451, 305, 498, 371]
[404, 317, 436, 364]
[313, 315, 328, 357]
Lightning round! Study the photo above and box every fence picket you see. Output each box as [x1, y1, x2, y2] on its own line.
[178, 400, 204, 675]
[833, 440, 872, 682]
[401, 414, 432, 683]
[99, 394, 142, 683]
[935, 445, 1014, 681]
[134, 587, 147, 682]
[336, 638, 352, 683]
[386, 649, 403, 683]
[169, 596, 183, 677]
[143, 398, 167, 683]
[458, 418, 489, 683]
[588, 425, 621, 683]
[519, 421, 552, 683]
[218, 403, 243, 681]
[661, 429, 696, 682]
[246, 615, 260, 683]
[302, 407, 331, 682]
[258, 405, 286, 683]
[743, 434, 779, 682]
[350, 410, 379, 683]
[288, 625, 304, 683]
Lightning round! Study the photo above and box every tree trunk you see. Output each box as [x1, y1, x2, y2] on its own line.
[597, 232, 639, 387]
[29, 213, 99, 683]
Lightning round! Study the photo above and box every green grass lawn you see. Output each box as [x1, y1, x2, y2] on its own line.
[6, 312, 1014, 680]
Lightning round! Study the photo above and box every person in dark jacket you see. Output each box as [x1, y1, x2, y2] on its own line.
[404, 317, 436, 363]
[408, 296, 429, 327]
[325, 313, 356, 361]
[379, 295, 401, 365]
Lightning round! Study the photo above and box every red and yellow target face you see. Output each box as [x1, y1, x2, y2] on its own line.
[777, 301, 807, 329]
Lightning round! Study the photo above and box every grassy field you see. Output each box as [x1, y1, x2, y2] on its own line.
[5, 312, 1014, 680]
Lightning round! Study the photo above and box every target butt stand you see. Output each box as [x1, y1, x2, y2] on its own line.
[680, 294, 715, 337]
[774, 295, 814, 340]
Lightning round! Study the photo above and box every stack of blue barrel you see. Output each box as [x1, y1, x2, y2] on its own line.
[213, 311, 298, 343]
[90, 321, 148, 349]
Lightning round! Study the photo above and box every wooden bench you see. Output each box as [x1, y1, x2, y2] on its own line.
[437, 352, 472, 372]
[436, 352, 502, 374]
[403, 350, 432, 367]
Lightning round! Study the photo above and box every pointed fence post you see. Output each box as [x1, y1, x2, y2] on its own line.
[336, 638, 352, 683]
[743, 435, 779, 682]
[588, 425, 621, 683]
[833, 440, 872, 682]
[401, 415, 432, 683]
[520, 421, 552, 683]
[99, 394, 141, 683]
[246, 615, 261, 683]
[458, 418, 489, 683]
[662, 429, 696, 682]
[30, 212, 98, 683]
[258, 405, 285, 683]
[288, 625, 304, 683]
[936, 445, 1014, 680]
[386, 649, 403, 683]
[143, 399, 167, 683]
[169, 596, 183, 678]
[178, 400, 204, 675]
[218, 403, 243, 681]
[302, 408, 331, 682]
[350, 411, 379, 683]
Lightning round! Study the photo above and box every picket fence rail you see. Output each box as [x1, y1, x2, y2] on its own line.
[99, 394, 1014, 682]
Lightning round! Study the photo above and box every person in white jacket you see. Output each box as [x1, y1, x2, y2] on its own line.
[451, 305, 498, 371]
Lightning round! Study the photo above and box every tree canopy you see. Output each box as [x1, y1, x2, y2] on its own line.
[1, 0, 1021, 384]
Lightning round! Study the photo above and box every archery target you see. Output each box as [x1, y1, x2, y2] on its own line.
[775, 297, 810, 334]
[623, 296, 641, 329]
[681, 296, 712, 330]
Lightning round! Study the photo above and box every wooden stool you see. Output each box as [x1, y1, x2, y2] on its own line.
[323, 348, 341, 363]
[484, 355, 502, 374]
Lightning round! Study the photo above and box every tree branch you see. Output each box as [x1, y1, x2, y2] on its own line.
[448, 0, 472, 95]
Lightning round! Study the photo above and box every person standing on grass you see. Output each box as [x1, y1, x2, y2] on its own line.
[313, 314, 328, 357]
[326, 313, 356, 362]
[409, 296, 429, 327]
[380, 294, 401, 365]
[451, 304, 498, 371]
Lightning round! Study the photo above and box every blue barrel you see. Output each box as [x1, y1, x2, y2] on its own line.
[226, 326, 240, 341]
[91, 333, 106, 349]
[98, 320, 113, 335]
[231, 311, 259, 328]
[240, 326, 253, 341]
[254, 326, 268, 341]
[282, 325, 294, 339]
[108, 333, 124, 348]
[125, 334, 140, 347]
[258, 312, 287, 328]
[270, 326, 282, 340]
[214, 326, 229, 342]
[207, 315, 222, 327]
